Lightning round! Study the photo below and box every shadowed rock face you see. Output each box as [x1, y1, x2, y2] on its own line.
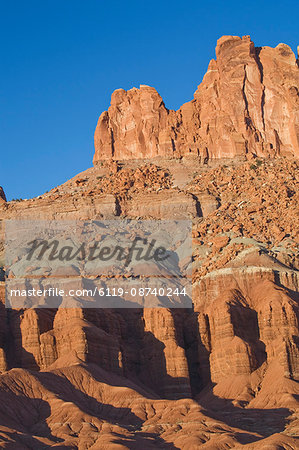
[94, 35, 299, 162]
[0, 187, 6, 204]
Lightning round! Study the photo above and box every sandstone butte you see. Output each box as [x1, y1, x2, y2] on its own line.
[94, 35, 299, 162]
[0, 35, 298, 449]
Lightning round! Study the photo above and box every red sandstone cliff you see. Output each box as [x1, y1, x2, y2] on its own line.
[0, 36, 298, 449]
[94, 35, 299, 162]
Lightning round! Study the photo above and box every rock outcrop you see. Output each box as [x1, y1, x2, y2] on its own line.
[0, 187, 6, 204]
[94, 35, 299, 162]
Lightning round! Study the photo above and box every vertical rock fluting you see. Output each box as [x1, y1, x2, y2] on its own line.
[193, 274, 299, 387]
[94, 35, 299, 162]
[1, 276, 298, 397]
[140, 309, 192, 399]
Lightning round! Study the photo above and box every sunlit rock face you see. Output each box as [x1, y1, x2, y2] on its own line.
[94, 35, 299, 163]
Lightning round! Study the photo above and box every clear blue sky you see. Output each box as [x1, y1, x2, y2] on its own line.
[1, 0, 298, 200]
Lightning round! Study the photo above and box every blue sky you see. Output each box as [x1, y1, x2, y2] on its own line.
[1, 0, 298, 200]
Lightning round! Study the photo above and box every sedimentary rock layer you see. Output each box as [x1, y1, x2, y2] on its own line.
[0, 35, 298, 448]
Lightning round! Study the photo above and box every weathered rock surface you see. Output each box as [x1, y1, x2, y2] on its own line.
[0, 154, 298, 447]
[0, 36, 298, 449]
[0, 363, 296, 449]
[94, 36, 299, 162]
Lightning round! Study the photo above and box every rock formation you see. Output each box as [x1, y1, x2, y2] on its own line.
[0, 187, 6, 204]
[0, 35, 298, 449]
[1, 154, 298, 447]
[94, 35, 299, 162]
